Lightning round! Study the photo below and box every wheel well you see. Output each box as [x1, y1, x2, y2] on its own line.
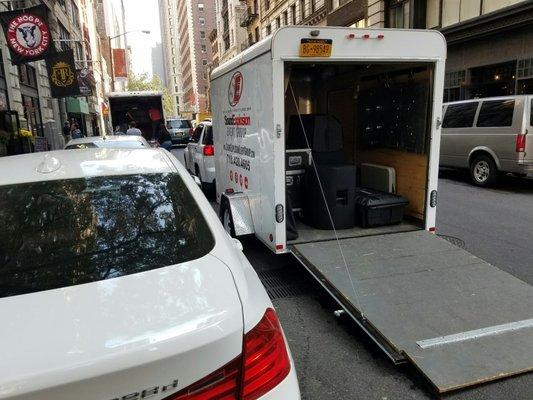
[469, 150, 497, 170]
[194, 164, 200, 174]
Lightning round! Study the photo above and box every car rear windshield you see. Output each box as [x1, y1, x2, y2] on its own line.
[168, 119, 192, 129]
[0, 173, 215, 298]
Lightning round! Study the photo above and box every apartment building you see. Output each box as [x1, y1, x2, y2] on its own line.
[176, 0, 216, 117]
[215, 0, 247, 63]
[158, 0, 181, 117]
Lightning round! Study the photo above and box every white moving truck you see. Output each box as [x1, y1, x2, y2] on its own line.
[211, 27, 533, 393]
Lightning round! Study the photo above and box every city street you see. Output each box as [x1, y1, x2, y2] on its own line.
[238, 170, 533, 400]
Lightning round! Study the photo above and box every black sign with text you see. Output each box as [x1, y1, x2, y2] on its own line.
[46, 50, 81, 98]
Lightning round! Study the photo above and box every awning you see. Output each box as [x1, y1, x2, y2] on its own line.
[66, 97, 89, 114]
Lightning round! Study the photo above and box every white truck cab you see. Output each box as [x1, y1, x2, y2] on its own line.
[210, 26, 533, 394]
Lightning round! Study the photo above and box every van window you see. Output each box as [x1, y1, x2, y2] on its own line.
[202, 126, 213, 145]
[477, 100, 515, 127]
[442, 103, 478, 128]
[168, 119, 192, 129]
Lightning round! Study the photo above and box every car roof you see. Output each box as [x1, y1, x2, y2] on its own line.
[0, 148, 175, 186]
[66, 135, 146, 145]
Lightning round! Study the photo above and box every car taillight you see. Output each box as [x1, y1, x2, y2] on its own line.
[203, 145, 215, 156]
[162, 309, 290, 400]
[163, 356, 242, 400]
[241, 308, 291, 400]
[516, 133, 526, 152]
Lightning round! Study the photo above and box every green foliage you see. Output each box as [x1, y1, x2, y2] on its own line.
[127, 72, 173, 118]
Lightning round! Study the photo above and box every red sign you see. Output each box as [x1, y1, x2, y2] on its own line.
[228, 71, 243, 107]
[112, 48, 127, 78]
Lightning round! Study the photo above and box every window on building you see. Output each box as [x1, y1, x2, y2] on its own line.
[388, 0, 410, 28]
[265, 0, 270, 10]
[300, 0, 305, 20]
[172, 57, 176, 64]
[266, 24, 271, 35]
[201, 44, 207, 53]
[443, 70, 466, 102]
[57, 0, 66, 10]
[291, 4, 296, 24]
[202, 59, 207, 66]
[477, 100, 515, 127]
[276, 16, 281, 29]
[442, 103, 478, 128]
[8, 1, 26, 10]
[283, 10, 288, 25]
[200, 31, 206, 39]
[199, 17, 205, 25]
[58, 23, 71, 51]
[71, 1, 80, 27]
[170, 37, 174, 45]
[174, 77, 178, 84]
[311, 0, 316, 13]
[518, 58, 533, 79]
[198, 3, 204, 10]
[224, 35, 230, 50]
[331, 0, 350, 11]
[175, 85, 179, 92]
[255, 26, 260, 42]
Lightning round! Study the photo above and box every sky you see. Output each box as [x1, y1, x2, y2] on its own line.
[124, 0, 162, 76]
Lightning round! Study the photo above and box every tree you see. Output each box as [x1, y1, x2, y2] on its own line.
[127, 72, 174, 118]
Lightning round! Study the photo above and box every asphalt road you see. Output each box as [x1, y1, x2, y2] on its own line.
[243, 170, 533, 400]
[169, 148, 533, 399]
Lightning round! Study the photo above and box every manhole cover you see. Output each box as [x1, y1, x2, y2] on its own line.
[257, 268, 313, 300]
[438, 235, 466, 249]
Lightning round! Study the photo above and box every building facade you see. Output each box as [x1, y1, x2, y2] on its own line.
[151, 42, 167, 84]
[215, 0, 247, 63]
[159, 0, 182, 117]
[176, 0, 216, 117]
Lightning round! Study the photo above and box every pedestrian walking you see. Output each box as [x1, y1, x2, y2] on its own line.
[126, 121, 142, 136]
[62, 121, 72, 142]
[71, 124, 82, 139]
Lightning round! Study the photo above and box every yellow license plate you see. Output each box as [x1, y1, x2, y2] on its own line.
[299, 39, 332, 57]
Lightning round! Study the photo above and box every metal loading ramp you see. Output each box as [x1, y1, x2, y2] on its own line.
[290, 231, 533, 393]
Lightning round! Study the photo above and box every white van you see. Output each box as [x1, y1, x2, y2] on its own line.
[440, 95, 533, 186]
[210, 27, 533, 393]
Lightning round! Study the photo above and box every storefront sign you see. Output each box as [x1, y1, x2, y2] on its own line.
[46, 50, 81, 98]
[112, 48, 127, 78]
[0, 4, 55, 65]
[77, 68, 95, 96]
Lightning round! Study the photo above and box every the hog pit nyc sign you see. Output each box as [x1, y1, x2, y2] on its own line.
[0, 4, 55, 65]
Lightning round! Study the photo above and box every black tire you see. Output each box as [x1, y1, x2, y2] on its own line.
[201, 181, 216, 199]
[470, 154, 498, 187]
[220, 201, 236, 237]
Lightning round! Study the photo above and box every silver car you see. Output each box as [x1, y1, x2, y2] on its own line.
[440, 95, 533, 186]
[166, 118, 193, 145]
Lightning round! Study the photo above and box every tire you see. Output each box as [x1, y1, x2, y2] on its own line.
[220, 202, 236, 237]
[470, 154, 498, 187]
[201, 181, 216, 199]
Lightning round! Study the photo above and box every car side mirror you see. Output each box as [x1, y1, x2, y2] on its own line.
[232, 238, 243, 251]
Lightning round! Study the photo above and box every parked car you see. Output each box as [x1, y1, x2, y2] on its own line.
[65, 135, 150, 149]
[0, 148, 300, 400]
[440, 95, 533, 186]
[166, 118, 193, 145]
[184, 120, 216, 195]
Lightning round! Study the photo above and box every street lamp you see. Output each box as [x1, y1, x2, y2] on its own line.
[108, 30, 150, 91]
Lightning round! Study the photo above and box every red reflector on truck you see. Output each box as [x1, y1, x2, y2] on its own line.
[163, 309, 290, 400]
[203, 145, 215, 156]
[516, 134, 526, 152]
[241, 308, 291, 400]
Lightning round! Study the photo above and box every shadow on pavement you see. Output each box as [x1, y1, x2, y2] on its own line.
[439, 168, 533, 194]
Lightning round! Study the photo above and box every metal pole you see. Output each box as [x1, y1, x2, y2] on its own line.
[108, 36, 115, 92]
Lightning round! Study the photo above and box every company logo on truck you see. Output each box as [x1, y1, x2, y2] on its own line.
[228, 71, 243, 107]
[224, 114, 250, 126]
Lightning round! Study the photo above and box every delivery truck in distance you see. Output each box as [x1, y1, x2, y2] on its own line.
[210, 26, 533, 393]
[107, 91, 163, 139]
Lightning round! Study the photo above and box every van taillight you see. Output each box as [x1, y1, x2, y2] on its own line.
[516, 133, 526, 152]
[162, 309, 290, 400]
[241, 308, 291, 400]
[164, 357, 242, 399]
[203, 145, 215, 156]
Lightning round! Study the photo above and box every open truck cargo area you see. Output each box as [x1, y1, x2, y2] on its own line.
[210, 27, 533, 393]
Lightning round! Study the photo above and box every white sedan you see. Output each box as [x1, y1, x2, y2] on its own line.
[0, 148, 300, 400]
[65, 135, 151, 149]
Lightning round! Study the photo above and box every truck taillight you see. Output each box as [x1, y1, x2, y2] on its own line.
[203, 145, 215, 156]
[163, 309, 290, 400]
[516, 133, 526, 152]
[241, 308, 291, 400]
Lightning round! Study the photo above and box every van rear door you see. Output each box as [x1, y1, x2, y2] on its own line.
[522, 96, 533, 164]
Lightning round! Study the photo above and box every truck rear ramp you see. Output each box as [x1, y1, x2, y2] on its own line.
[290, 230, 533, 393]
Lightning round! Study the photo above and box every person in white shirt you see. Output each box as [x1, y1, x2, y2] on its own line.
[126, 121, 142, 136]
